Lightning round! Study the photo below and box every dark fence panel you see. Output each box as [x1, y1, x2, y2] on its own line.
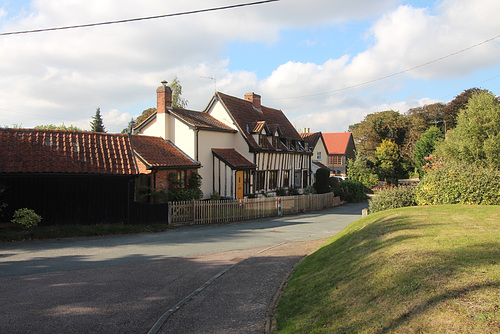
[0, 175, 133, 225]
[129, 202, 169, 225]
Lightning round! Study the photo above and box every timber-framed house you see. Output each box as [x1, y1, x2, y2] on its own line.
[134, 82, 312, 199]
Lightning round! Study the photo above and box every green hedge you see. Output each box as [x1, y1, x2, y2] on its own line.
[416, 161, 500, 205]
[335, 179, 366, 203]
[369, 185, 417, 213]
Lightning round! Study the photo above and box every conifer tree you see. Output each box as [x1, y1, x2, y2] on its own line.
[90, 107, 106, 133]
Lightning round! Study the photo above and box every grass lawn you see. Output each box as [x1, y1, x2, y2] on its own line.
[0, 223, 171, 242]
[275, 205, 500, 333]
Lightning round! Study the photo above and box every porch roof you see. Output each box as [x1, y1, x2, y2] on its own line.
[212, 148, 256, 170]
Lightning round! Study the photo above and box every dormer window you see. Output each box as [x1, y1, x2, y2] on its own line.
[259, 134, 264, 147]
[273, 136, 278, 148]
[304, 142, 309, 150]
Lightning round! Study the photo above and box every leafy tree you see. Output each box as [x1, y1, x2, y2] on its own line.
[170, 76, 188, 109]
[413, 126, 444, 177]
[441, 88, 486, 129]
[35, 124, 85, 131]
[349, 110, 409, 162]
[346, 154, 378, 189]
[404, 103, 445, 160]
[90, 107, 106, 133]
[375, 140, 404, 185]
[436, 91, 500, 168]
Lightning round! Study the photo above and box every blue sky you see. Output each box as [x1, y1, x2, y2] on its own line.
[1, 0, 499, 133]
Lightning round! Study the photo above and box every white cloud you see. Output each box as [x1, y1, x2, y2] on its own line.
[0, 0, 499, 134]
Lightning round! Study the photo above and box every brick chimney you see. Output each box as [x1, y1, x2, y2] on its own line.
[244, 92, 261, 110]
[157, 80, 172, 113]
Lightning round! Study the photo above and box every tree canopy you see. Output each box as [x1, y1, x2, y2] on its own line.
[170, 76, 188, 109]
[349, 110, 409, 162]
[437, 90, 500, 168]
[35, 124, 85, 131]
[413, 126, 444, 176]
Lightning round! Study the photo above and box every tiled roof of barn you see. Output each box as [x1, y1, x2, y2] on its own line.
[0, 128, 137, 175]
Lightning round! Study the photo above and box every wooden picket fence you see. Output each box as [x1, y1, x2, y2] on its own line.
[168, 192, 336, 225]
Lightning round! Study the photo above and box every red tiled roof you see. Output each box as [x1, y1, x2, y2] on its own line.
[169, 108, 236, 132]
[323, 132, 353, 155]
[130, 135, 200, 169]
[0, 128, 137, 175]
[215, 92, 305, 152]
[212, 148, 256, 170]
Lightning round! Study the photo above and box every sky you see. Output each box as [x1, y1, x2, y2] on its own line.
[1, 0, 500, 134]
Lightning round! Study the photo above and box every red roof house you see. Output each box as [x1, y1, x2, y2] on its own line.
[322, 132, 356, 176]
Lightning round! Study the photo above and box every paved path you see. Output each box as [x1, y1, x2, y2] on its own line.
[0, 202, 367, 333]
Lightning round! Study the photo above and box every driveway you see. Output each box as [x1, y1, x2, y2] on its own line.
[0, 202, 367, 333]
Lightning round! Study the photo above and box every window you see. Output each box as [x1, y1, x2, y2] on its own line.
[243, 170, 251, 195]
[294, 170, 301, 188]
[304, 142, 309, 150]
[255, 171, 265, 191]
[272, 136, 278, 148]
[317, 151, 322, 160]
[269, 170, 278, 189]
[303, 170, 308, 188]
[259, 134, 264, 148]
[177, 170, 186, 188]
[328, 155, 343, 165]
[282, 170, 290, 188]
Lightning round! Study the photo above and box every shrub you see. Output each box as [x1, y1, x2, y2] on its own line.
[11, 208, 42, 229]
[314, 168, 332, 194]
[369, 185, 417, 213]
[287, 187, 300, 196]
[336, 179, 366, 203]
[276, 188, 287, 197]
[416, 160, 500, 205]
[210, 191, 221, 200]
[303, 185, 316, 195]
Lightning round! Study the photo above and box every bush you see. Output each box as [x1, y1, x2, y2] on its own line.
[11, 208, 42, 229]
[416, 160, 500, 205]
[369, 185, 417, 213]
[276, 188, 287, 197]
[335, 179, 366, 203]
[303, 185, 316, 195]
[169, 188, 203, 202]
[287, 187, 300, 196]
[314, 168, 331, 194]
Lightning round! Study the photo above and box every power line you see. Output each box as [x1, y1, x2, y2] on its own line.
[0, 0, 279, 36]
[270, 32, 500, 100]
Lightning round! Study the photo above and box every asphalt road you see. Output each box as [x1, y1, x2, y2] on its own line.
[0, 201, 367, 333]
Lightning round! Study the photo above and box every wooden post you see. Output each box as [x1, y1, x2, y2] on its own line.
[167, 202, 172, 225]
[192, 199, 196, 224]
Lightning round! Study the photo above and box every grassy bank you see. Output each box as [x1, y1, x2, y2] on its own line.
[275, 205, 500, 333]
[0, 223, 171, 242]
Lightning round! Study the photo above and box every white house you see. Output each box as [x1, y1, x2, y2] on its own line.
[134, 81, 312, 199]
[300, 130, 331, 182]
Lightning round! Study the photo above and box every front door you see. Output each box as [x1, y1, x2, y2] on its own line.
[236, 170, 244, 199]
